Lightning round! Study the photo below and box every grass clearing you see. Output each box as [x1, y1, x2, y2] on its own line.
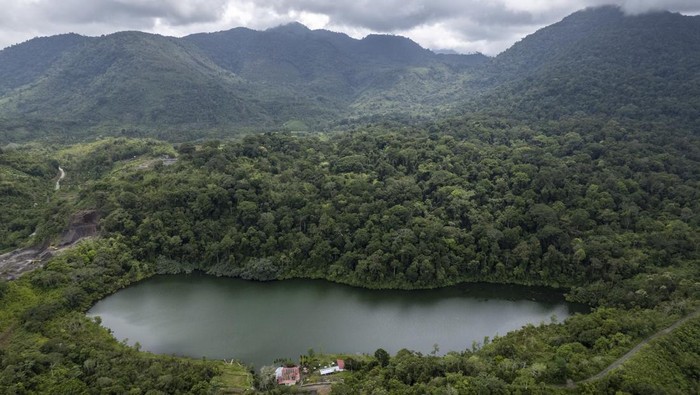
[212, 361, 253, 393]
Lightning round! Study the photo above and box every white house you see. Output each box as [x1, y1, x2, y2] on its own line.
[319, 359, 345, 375]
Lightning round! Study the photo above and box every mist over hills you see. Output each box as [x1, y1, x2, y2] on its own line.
[0, 5, 698, 141]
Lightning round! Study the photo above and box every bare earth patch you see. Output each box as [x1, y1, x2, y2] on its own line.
[0, 210, 100, 280]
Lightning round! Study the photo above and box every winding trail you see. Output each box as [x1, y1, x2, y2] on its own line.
[1, 165, 102, 280]
[55, 166, 65, 191]
[575, 308, 700, 386]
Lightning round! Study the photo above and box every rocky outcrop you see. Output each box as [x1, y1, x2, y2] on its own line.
[0, 210, 100, 280]
[59, 210, 100, 246]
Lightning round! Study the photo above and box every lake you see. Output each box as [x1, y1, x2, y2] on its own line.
[88, 274, 585, 367]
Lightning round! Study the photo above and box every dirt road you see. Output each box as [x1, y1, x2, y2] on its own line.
[577, 308, 700, 385]
[55, 166, 65, 190]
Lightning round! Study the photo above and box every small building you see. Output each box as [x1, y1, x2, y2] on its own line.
[275, 366, 300, 386]
[320, 359, 345, 375]
[161, 155, 178, 166]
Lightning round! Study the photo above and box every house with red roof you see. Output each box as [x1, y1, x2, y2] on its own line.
[275, 366, 300, 385]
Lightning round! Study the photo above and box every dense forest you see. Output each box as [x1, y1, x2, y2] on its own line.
[1, 113, 698, 392]
[81, 119, 699, 303]
[0, 238, 251, 393]
[1, 7, 698, 142]
[1, 4, 700, 394]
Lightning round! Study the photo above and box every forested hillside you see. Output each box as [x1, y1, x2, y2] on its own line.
[477, 6, 700, 126]
[1, 115, 698, 392]
[0, 24, 486, 141]
[85, 120, 699, 302]
[0, 33, 87, 95]
[3, 7, 698, 142]
[0, 144, 57, 249]
[1, 4, 699, 394]
[0, 32, 265, 136]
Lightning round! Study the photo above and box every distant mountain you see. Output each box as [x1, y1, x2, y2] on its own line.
[0, 6, 698, 141]
[184, 26, 487, 120]
[0, 32, 265, 127]
[0, 34, 87, 95]
[0, 24, 487, 140]
[433, 49, 459, 55]
[478, 6, 700, 125]
[184, 24, 441, 84]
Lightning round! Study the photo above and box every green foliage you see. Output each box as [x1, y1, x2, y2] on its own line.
[1, 114, 698, 392]
[595, 315, 700, 394]
[283, 120, 309, 132]
[1, 8, 699, 392]
[0, 33, 86, 95]
[0, 138, 176, 252]
[0, 144, 56, 250]
[333, 308, 684, 393]
[0, 239, 227, 393]
[0, 26, 487, 142]
[375, 348, 390, 367]
[3, 7, 699, 143]
[476, 7, 700, 128]
[73, 124, 699, 304]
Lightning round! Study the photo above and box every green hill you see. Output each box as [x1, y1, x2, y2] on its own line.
[0, 32, 266, 133]
[0, 26, 487, 141]
[0, 33, 87, 95]
[0, 5, 699, 394]
[477, 6, 700, 126]
[0, 6, 699, 141]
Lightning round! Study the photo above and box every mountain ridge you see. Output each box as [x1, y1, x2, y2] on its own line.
[0, 22, 488, 139]
[0, 6, 698, 141]
[478, 6, 700, 126]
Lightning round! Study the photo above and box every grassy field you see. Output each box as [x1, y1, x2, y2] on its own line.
[211, 361, 254, 393]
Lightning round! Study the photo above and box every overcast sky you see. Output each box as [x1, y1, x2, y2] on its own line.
[1, 0, 699, 55]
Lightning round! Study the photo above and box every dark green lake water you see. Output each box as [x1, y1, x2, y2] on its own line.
[88, 274, 585, 367]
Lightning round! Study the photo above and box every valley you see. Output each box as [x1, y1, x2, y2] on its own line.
[0, 4, 698, 394]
